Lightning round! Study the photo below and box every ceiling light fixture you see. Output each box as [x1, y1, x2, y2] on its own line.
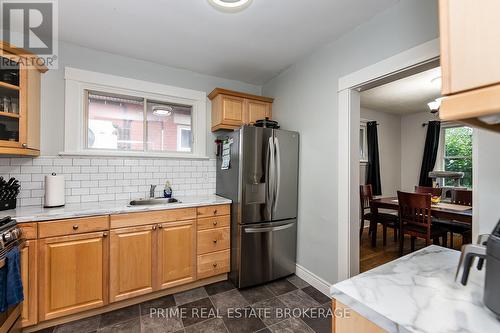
[153, 105, 173, 116]
[208, 0, 252, 12]
[431, 76, 442, 88]
[427, 97, 443, 114]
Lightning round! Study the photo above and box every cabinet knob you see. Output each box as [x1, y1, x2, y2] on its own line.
[103, 232, 108, 237]
[213, 263, 218, 268]
[158, 224, 163, 229]
[22, 143, 27, 148]
[213, 221, 218, 226]
[152, 225, 157, 230]
[72, 225, 79, 230]
[213, 209, 217, 215]
[213, 239, 218, 244]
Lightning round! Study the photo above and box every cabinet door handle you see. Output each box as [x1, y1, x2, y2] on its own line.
[213, 209, 217, 215]
[158, 224, 163, 229]
[103, 232, 108, 237]
[213, 221, 218, 226]
[72, 225, 79, 230]
[213, 263, 218, 268]
[152, 225, 157, 230]
[22, 143, 27, 148]
[213, 239, 218, 244]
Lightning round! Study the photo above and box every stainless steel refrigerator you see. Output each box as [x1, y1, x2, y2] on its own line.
[216, 126, 299, 288]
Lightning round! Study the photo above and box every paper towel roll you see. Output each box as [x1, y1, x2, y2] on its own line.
[44, 173, 65, 207]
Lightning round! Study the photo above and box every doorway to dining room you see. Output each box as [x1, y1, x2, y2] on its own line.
[336, 39, 478, 280]
[358, 66, 473, 272]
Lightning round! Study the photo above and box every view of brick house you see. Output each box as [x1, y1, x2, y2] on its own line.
[87, 92, 192, 152]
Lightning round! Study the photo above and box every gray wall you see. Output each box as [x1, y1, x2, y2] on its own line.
[262, 0, 439, 284]
[360, 108, 402, 197]
[40, 41, 262, 156]
[400, 111, 441, 191]
[475, 129, 500, 234]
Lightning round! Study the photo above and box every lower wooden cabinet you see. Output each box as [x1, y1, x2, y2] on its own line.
[38, 232, 109, 321]
[333, 300, 386, 333]
[22, 205, 231, 327]
[109, 225, 155, 302]
[197, 250, 230, 279]
[21, 240, 37, 327]
[157, 220, 196, 289]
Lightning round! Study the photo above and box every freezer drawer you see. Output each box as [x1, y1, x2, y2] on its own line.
[238, 220, 297, 288]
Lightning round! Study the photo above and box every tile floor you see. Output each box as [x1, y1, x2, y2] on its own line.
[35, 275, 332, 333]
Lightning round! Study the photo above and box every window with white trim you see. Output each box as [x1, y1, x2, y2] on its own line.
[64, 67, 207, 158]
[360, 122, 368, 162]
[443, 126, 473, 188]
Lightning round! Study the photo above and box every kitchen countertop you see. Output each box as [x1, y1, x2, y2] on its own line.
[330, 245, 500, 333]
[1, 195, 232, 223]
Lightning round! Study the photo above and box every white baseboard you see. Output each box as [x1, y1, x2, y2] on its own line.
[295, 264, 332, 298]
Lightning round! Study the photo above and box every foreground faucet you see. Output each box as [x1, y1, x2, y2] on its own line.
[149, 184, 156, 198]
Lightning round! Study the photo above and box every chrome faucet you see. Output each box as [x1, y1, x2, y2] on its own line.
[149, 184, 157, 198]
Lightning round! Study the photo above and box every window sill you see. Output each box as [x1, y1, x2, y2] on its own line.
[59, 150, 210, 160]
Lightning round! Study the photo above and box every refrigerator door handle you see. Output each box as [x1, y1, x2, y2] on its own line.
[244, 222, 295, 233]
[273, 136, 281, 213]
[266, 136, 275, 216]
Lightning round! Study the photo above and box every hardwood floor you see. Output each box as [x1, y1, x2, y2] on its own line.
[360, 225, 465, 273]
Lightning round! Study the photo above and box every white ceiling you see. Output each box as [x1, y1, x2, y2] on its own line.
[58, 0, 399, 85]
[360, 67, 442, 115]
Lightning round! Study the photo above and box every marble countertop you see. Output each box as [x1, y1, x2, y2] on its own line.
[331, 245, 500, 333]
[0, 195, 231, 223]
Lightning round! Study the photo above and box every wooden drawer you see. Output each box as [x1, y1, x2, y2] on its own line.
[197, 227, 230, 255]
[38, 216, 109, 238]
[20, 222, 37, 240]
[110, 208, 196, 229]
[196, 205, 230, 219]
[197, 215, 230, 231]
[197, 250, 230, 279]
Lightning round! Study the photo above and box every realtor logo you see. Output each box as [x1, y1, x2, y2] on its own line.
[0, 0, 58, 68]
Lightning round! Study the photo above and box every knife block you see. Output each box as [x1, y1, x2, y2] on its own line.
[0, 199, 16, 211]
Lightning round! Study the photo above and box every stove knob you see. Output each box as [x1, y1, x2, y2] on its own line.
[12, 228, 21, 239]
[3, 231, 12, 242]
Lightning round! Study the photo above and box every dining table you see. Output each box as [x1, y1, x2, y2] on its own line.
[369, 196, 472, 247]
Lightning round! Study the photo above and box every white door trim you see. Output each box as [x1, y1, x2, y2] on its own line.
[337, 38, 442, 282]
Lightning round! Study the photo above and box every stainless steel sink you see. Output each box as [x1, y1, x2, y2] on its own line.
[129, 197, 180, 206]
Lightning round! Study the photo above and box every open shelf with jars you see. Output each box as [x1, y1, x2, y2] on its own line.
[0, 42, 47, 156]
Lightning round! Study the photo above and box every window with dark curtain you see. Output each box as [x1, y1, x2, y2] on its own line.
[366, 121, 382, 195]
[419, 121, 441, 187]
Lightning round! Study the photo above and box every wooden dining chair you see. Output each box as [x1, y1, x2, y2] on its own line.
[414, 186, 443, 197]
[360, 184, 399, 245]
[452, 189, 472, 206]
[397, 191, 448, 256]
[435, 189, 473, 247]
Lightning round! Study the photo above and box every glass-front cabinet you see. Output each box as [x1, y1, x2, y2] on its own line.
[0, 43, 47, 156]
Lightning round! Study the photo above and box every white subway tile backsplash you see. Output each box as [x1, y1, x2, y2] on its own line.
[99, 193, 115, 201]
[72, 188, 90, 196]
[0, 156, 216, 206]
[91, 159, 108, 166]
[53, 159, 73, 166]
[90, 187, 107, 195]
[72, 159, 91, 166]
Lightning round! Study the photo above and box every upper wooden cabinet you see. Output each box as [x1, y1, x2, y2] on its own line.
[438, 0, 500, 132]
[0, 42, 47, 156]
[209, 88, 273, 132]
